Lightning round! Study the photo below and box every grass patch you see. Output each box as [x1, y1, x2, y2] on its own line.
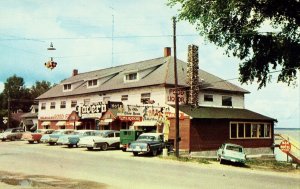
[159, 154, 211, 164]
[246, 159, 297, 172]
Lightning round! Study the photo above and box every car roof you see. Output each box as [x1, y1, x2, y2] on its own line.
[140, 133, 163, 137]
[224, 143, 244, 148]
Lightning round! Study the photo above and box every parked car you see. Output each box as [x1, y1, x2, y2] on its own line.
[217, 143, 246, 165]
[56, 130, 97, 147]
[78, 130, 119, 151]
[92, 130, 120, 151]
[120, 129, 144, 152]
[48, 129, 74, 145]
[22, 129, 54, 144]
[127, 133, 171, 156]
[0, 128, 24, 141]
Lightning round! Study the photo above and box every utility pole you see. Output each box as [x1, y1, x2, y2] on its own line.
[173, 16, 180, 158]
[7, 93, 11, 129]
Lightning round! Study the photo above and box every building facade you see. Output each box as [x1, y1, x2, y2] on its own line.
[36, 47, 276, 154]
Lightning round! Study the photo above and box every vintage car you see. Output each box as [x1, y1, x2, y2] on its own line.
[0, 128, 24, 141]
[217, 143, 246, 165]
[78, 130, 119, 151]
[48, 129, 74, 145]
[127, 133, 170, 156]
[120, 129, 144, 152]
[22, 129, 54, 144]
[56, 130, 97, 147]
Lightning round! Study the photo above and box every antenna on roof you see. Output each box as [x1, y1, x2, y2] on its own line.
[110, 4, 115, 67]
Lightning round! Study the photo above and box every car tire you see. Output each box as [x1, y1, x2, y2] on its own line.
[1, 138, 6, 141]
[49, 142, 55, 145]
[101, 143, 108, 151]
[28, 141, 34, 144]
[68, 144, 73, 148]
[87, 147, 93, 151]
[152, 149, 158, 156]
[121, 148, 126, 152]
[220, 158, 224, 164]
[133, 152, 139, 156]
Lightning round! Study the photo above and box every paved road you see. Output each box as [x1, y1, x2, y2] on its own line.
[0, 141, 299, 189]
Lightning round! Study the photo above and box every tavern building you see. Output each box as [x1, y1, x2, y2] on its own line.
[36, 47, 276, 155]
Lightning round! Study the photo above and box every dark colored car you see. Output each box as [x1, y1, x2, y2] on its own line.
[127, 133, 171, 156]
[120, 129, 144, 152]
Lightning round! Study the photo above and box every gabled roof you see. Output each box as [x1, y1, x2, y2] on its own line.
[37, 56, 248, 100]
[178, 105, 276, 122]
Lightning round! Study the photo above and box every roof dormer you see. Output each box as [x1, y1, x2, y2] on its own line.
[124, 71, 139, 83]
[87, 79, 99, 88]
[63, 83, 72, 92]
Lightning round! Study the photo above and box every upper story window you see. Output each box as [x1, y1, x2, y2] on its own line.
[141, 93, 151, 104]
[41, 103, 46, 110]
[204, 94, 213, 102]
[124, 72, 138, 82]
[121, 95, 128, 101]
[50, 102, 56, 109]
[84, 99, 90, 105]
[60, 101, 66, 109]
[63, 84, 72, 91]
[71, 100, 77, 108]
[222, 96, 232, 106]
[87, 79, 98, 88]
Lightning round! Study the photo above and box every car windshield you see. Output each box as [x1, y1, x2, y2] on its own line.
[226, 145, 243, 153]
[4, 129, 13, 132]
[137, 135, 156, 141]
[51, 131, 62, 134]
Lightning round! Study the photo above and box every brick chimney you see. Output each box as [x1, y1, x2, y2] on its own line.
[72, 69, 78, 76]
[164, 47, 171, 57]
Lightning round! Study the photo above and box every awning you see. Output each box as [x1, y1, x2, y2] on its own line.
[99, 119, 113, 126]
[133, 120, 157, 127]
[75, 121, 82, 126]
[56, 121, 66, 126]
[41, 121, 50, 126]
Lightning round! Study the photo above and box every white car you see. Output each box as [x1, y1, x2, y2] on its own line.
[78, 130, 120, 151]
[217, 143, 246, 165]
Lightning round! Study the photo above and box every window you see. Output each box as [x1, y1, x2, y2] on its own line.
[230, 122, 272, 139]
[88, 79, 98, 87]
[63, 84, 72, 91]
[121, 95, 128, 101]
[124, 72, 138, 82]
[71, 100, 77, 108]
[204, 94, 213, 102]
[141, 93, 151, 104]
[41, 103, 46, 110]
[50, 102, 56, 109]
[60, 101, 66, 109]
[84, 99, 90, 105]
[103, 97, 110, 104]
[222, 96, 232, 106]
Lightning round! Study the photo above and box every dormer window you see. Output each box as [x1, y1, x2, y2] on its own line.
[63, 84, 72, 91]
[87, 79, 98, 88]
[124, 72, 138, 82]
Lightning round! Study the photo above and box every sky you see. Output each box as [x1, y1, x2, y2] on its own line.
[0, 0, 299, 129]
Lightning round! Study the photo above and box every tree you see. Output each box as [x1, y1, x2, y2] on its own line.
[168, 0, 300, 88]
[30, 80, 52, 99]
[2, 75, 32, 111]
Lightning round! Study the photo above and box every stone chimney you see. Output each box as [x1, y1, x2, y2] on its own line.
[164, 47, 171, 57]
[72, 69, 78, 76]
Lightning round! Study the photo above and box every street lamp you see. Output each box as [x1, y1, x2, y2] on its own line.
[44, 42, 58, 70]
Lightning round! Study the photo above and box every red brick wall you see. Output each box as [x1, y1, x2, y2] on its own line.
[168, 117, 191, 151]
[190, 119, 274, 151]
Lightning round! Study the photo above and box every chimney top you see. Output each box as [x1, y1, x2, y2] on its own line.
[164, 47, 171, 57]
[72, 69, 78, 76]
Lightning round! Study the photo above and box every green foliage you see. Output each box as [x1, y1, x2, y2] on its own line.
[30, 80, 52, 98]
[168, 0, 300, 88]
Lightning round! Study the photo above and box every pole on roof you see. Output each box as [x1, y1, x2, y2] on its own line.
[173, 16, 180, 158]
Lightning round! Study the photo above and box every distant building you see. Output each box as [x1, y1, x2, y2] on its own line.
[20, 105, 38, 132]
[36, 47, 276, 155]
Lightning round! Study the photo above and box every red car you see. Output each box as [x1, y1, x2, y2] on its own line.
[22, 129, 54, 144]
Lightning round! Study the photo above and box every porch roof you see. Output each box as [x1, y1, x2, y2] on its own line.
[178, 106, 277, 122]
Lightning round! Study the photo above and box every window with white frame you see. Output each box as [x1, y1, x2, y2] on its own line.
[141, 93, 151, 104]
[230, 122, 271, 139]
[84, 99, 90, 105]
[121, 95, 128, 101]
[204, 94, 213, 102]
[87, 79, 98, 87]
[124, 72, 138, 82]
[63, 84, 72, 91]
[60, 101, 66, 109]
[71, 100, 77, 108]
[41, 103, 46, 110]
[222, 96, 232, 106]
[50, 102, 56, 109]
